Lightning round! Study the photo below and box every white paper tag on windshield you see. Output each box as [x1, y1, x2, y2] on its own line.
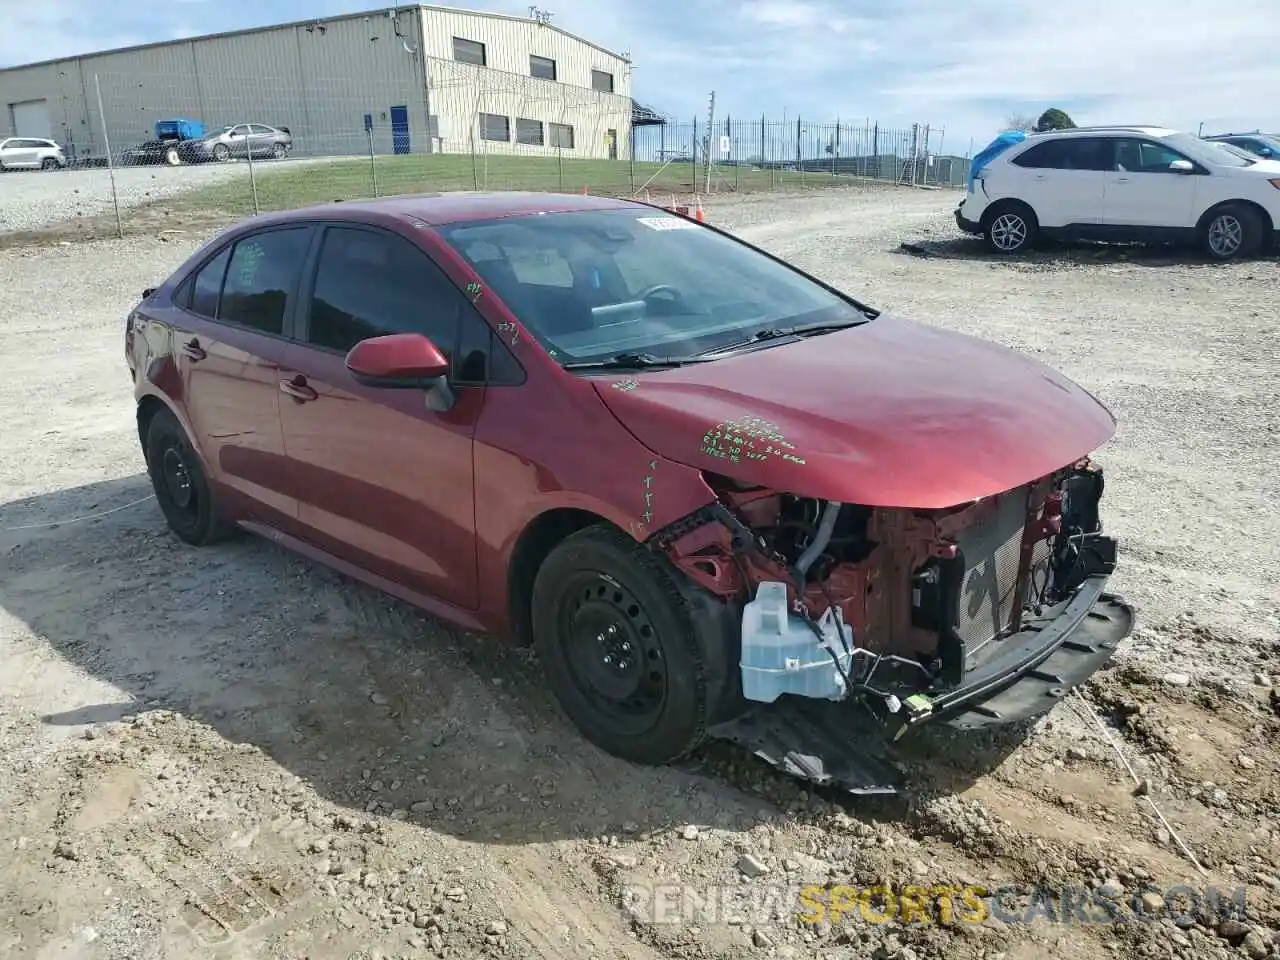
[636, 216, 699, 231]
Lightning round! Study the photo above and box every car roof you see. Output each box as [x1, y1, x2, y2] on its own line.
[1023, 125, 1181, 140]
[239, 191, 642, 229]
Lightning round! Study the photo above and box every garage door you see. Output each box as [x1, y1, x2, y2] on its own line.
[11, 99, 52, 140]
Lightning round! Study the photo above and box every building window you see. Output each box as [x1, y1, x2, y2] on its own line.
[591, 69, 614, 93]
[479, 113, 510, 142]
[549, 122, 574, 149]
[515, 118, 544, 146]
[453, 37, 486, 66]
[529, 55, 556, 81]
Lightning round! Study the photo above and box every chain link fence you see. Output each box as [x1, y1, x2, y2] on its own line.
[6, 65, 970, 239]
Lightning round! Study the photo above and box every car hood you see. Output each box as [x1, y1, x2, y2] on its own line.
[591, 315, 1117, 509]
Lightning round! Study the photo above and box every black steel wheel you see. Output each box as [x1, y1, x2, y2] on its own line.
[144, 406, 233, 546]
[531, 525, 733, 765]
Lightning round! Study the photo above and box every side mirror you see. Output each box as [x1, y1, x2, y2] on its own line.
[346, 333, 456, 411]
[1169, 159, 1195, 174]
[1259, 148, 1274, 159]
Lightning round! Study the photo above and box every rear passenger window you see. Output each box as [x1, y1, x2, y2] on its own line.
[1012, 138, 1108, 171]
[219, 228, 311, 336]
[187, 247, 230, 317]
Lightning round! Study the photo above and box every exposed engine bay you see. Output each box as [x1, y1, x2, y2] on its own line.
[650, 458, 1130, 793]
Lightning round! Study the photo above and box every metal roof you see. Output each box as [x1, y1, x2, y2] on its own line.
[0, 3, 630, 74]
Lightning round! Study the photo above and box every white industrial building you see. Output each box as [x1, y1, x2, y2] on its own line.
[0, 4, 658, 162]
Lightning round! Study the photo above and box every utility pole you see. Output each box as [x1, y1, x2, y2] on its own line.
[703, 91, 716, 194]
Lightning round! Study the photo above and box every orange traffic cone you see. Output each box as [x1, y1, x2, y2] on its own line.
[694, 197, 705, 222]
[581, 185, 588, 195]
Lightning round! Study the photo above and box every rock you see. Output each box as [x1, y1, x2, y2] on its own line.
[1236, 755, 1256, 770]
[1097, 879, 1125, 898]
[445, 886, 466, 902]
[1242, 931, 1269, 959]
[752, 928, 773, 948]
[411, 800, 434, 813]
[1216, 918, 1249, 941]
[485, 920, 508, 936]
[681, 825, 699, 841]
[370, 692, 389, 705]
[1162, 672, 1192, 687]
[1139, 891, 1165, 914]
[52, 838, 80, 861]
[738, 854, 770, 878]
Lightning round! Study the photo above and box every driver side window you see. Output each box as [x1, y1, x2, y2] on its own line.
[1114, 139, 1187, 173]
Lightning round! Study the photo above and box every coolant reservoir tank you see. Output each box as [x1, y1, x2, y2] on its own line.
[739, 582, 853, 703]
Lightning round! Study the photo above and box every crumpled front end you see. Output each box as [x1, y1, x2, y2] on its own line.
[651, 458, 1134, 794]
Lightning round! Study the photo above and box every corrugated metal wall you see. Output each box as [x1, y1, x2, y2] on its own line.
[0, 5, 632, 161]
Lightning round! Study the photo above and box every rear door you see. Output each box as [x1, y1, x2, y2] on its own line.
[171, 224, 315, 526]
[1102, 138, 1202, 229]
[275, 222, 490, 610]
[1004, 137, 1110, 227]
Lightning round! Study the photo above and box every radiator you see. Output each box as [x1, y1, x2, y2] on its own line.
[953, 487, 1030, 673]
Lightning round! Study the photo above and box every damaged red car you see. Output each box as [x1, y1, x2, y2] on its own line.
[125, 192, 1133, 793]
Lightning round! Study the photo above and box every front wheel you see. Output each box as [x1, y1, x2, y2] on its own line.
[144, 407, 234, 546]
[212, 143, 231, 162]
[1200, 204, 1262, 261]
[531, 526, 729, 766]
[981, 203, 1038, 254]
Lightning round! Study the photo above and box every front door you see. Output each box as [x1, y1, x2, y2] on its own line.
[1102, 138, 1200, 229]
[171, 225, 314, 525]
[228, 124, 252, 158]
[276, 223, 482, 610]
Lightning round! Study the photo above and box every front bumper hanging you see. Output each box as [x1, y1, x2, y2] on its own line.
[707, 575, 1134, 795]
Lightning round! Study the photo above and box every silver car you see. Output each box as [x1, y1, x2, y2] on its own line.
[0, 137, 67, 171]
[180, 124, 293, 163]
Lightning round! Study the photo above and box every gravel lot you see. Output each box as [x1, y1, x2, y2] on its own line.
[0, 158, 327, 234]
[2, 186, 1280, 960]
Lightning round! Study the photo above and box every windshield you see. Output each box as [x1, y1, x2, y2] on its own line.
[436, 209, 868, 366]
[1211, 141, 1259, 162]
[1164, 132, 1253, 167]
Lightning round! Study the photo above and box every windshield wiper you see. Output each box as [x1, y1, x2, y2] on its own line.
[694, 317, 870, 358]
[561, 352, 709, 371]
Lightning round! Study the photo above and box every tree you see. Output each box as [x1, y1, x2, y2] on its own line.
[1004, 113, 1036, 133]
[1035, 108, 1077, 132]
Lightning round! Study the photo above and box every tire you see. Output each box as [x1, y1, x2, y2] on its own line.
[530, 525, 729, 766]
[41, 157, 58, 171]
[271, 143, 286, 160]
[1200, 204, 1263, 261]
[164, 146, 181, 167]
[144, 406, 233, 546]
[213, 143, 231, 162]
[981, 202, 1038, 254]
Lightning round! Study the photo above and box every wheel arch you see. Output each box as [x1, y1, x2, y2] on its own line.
[981, 196, 1039, 228]
[1196, 199, 1273, 236]
[505, 507, 620, 647]
[136, 392, 204, 471]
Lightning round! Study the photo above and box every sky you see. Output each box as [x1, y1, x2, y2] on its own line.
[4, 0, 1277, 152]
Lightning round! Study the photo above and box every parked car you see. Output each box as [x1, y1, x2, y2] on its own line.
[125, 193, 1133, 793]
[121, 120, 292, 166]
[1203, 131, 1280, 161]
[955, 125, 1280, 260]
[0, 137, 66, 171]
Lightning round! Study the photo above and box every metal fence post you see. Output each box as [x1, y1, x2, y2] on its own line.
[368, 125, 379, 198]
[245, 122, 260, 215]
[93, 74, 123, 239]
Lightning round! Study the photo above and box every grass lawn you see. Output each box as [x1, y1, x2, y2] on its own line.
[158, 151, 867, 217]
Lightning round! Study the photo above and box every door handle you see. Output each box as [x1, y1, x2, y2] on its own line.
[1033, 174, 1047, 180]
[1114, 177, 1129, 183]
[180, 338, 206, 361]
[279, 375, 318, 402]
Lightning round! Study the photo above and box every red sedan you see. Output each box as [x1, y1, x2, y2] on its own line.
[125, 192, 1133, 793]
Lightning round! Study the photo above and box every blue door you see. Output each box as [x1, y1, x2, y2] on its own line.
[390, 105, 410, 155]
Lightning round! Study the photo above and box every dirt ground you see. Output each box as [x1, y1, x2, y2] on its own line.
[2, 185, 1279, 960]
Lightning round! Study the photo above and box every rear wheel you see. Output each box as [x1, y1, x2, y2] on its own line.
[271, 142, 287, 160]
[144, 407, 233, 546]
[531, 525, 730, 765]
[981, 202, 1038, 254]
[40, 157, 58, 171]
[1200, 204, 1263, 261]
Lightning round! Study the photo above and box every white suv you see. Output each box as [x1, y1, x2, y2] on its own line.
[955, 126, 1280, 261]
[0, 137, 67, 171]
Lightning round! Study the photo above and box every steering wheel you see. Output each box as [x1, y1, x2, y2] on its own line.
[634, 283, 681, 302]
